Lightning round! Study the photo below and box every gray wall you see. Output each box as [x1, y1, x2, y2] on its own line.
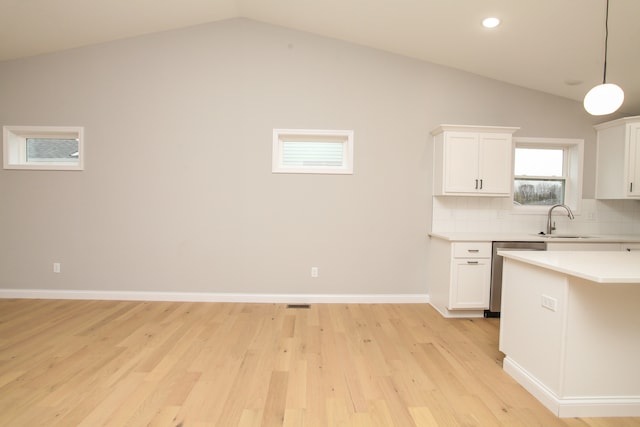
[0, 18, 600, 296]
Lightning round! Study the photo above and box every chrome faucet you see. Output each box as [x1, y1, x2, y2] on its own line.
[546, 204, 575, 235]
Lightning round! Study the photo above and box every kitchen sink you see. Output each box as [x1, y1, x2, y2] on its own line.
[530, 233, 595, 239]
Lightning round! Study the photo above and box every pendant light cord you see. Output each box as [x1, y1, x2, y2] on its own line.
[603, 0, 610, 84]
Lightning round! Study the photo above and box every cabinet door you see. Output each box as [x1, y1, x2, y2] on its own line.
[628, 123, 640, 197]
[443, 133, 480, 193]
[449, 259, 490, 309]
[478, 133, 512, 195]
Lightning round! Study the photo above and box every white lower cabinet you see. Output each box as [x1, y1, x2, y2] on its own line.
[429, 239, 491, 317]
[450, 257, 491, 309]
[429, 237, 640, 318]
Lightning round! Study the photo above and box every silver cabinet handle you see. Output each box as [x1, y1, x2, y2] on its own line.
[467, 261, 479, 264]
[467, 249, 480, 253]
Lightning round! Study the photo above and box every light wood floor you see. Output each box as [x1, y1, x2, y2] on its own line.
[0, 300, 638, 426]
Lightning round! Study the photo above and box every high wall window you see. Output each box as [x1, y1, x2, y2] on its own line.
[512, 138, 583, 212]
[272, 129, 354, 174]
[3, 125, 84, 170]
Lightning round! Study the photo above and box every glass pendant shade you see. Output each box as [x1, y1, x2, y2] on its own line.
[583, 83, 624, 115]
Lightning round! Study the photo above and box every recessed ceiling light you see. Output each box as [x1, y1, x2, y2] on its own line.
[482, 17, 501, 28]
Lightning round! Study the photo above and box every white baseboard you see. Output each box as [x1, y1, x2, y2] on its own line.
[429, 302, 486, 318]
[503, 357, 640, 418]
[0, 289, 430, 304]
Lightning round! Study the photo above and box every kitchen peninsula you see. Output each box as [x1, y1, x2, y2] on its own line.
[428, 232, 640, 318]
[498, 250, 640, 418]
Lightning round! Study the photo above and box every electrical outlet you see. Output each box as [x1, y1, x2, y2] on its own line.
[541, 294, 557, 311]
[311, 267, 318, 278]
[53, 262, 61, 273]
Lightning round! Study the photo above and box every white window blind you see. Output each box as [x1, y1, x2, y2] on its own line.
[282, 141, 344, 168]
[273, 129, 354, 174]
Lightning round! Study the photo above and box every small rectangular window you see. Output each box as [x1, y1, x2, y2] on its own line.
[3, 125, 84, 170]
[26, 138, 79, 163]
[273, 129, 353, 174]
[282, 141, 344, 168]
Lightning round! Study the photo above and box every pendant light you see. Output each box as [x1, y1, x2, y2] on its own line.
[583, 0, 624, 115]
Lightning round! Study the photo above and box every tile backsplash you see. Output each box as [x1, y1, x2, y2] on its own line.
[432, 197, 640, 235]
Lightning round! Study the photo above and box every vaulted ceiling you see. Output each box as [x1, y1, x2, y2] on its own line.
[1, 0, 639, 115]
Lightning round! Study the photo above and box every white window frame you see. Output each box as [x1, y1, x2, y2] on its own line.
[512, 137, 584, 213]
[3, 125, 84, 171]
[272, 129, 354, 174]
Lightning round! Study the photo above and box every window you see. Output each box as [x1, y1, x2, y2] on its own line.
[512, 138, 583, 212]
[3, 125, 84, 170]
[514, 147, 565, 205]
[272, 129, 354, 174]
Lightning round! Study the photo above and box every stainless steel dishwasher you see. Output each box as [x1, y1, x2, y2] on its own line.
[485, 241, 547, 317]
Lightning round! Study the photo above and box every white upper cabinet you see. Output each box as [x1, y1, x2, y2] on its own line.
[432, 125, 519, 197]
[595, 116, 640, 199]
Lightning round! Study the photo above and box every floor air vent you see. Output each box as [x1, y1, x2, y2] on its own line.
[286, 304, 311, 309]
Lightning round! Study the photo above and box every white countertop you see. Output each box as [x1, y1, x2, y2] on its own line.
[429, 231, 640, 243]
[498, 250, 640, 283]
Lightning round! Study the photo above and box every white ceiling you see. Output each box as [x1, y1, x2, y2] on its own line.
[1, 0, 639, 116]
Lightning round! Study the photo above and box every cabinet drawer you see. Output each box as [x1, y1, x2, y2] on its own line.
[453, 242, 491, 258]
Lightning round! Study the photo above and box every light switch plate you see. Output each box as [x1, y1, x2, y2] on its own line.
[541, 294, 557, 311]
